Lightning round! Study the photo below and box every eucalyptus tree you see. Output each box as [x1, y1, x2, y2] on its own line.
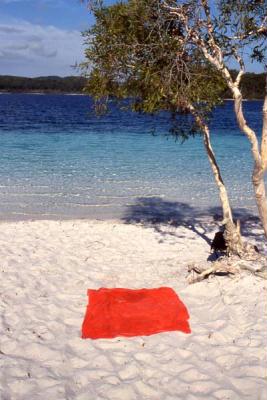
[81, 0, 260, 254]
[160, 0, 267, 240]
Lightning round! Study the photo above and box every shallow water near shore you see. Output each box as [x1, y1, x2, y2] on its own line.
[0, 94, 264, 220]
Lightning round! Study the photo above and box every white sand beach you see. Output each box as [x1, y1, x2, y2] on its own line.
[0, 219, 266, 400]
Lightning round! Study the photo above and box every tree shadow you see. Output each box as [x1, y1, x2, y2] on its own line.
[122, 197, 215, 246]
[122, 197, 265, 250]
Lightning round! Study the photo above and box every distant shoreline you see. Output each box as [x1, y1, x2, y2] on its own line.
[0, 90, 85, 95]
[0, 75, 87, 96]
[0, 91, 263, 101]
[0, 72, 265, 99]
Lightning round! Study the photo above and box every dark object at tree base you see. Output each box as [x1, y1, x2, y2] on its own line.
[254, 245, 259, 253]
[211, 231, 227, 252]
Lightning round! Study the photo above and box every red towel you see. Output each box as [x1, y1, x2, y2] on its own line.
[82, 287, 191, 339]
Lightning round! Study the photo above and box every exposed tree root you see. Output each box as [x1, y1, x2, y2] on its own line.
[188, 250, 267, 284]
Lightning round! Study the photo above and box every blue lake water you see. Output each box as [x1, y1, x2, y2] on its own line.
[0, 93, 264, 220]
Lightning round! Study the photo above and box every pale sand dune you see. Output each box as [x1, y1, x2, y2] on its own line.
[0, 219, 266, 400]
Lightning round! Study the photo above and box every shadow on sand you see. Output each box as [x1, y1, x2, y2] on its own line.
[122, 196, 264, 248]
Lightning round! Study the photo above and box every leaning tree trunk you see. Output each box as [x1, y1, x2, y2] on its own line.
[233, 88, 267, 239]
[189, 104, 244, 255]
[202, 125, 232, 223]
[202, 124, 244, 255]
[258, 88, 267, 236]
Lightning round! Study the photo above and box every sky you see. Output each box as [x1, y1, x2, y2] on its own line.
[0, 0, 264, 77]
[0, 0, 95, 76]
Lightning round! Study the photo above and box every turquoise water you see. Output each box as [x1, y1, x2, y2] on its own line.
[0, 94, 264, 220]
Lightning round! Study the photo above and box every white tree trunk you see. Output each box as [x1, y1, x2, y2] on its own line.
[232, 88, 267, 239]
[260, 88, 267, 236]
[189, 103, 244, 255]
[188, 104, 233, 224]
[193, 31, 267, 239]
[202, 124, 244, 254]
[202, 125, 233, 224]
[165, 0, 267, 239]
[198, 48, 267, 239]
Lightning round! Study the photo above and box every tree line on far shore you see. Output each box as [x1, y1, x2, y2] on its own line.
[0, 75, 87, 94]
[0, 73, 265, 99]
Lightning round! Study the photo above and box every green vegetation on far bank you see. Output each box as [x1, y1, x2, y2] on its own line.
[0, 73, 265, 99]
[223, 72, 265, 100]
[0, 75, 86, 94]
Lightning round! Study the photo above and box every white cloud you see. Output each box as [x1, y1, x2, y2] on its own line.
[0, 26, 24, 33]
[0, 19, 84, 76]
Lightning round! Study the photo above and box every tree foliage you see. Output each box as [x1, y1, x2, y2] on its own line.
[81, 0, 227, 137]
[216, 0, 267, 62]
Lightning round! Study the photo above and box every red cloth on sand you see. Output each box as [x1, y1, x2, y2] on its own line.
[82, 287, 191, 339]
